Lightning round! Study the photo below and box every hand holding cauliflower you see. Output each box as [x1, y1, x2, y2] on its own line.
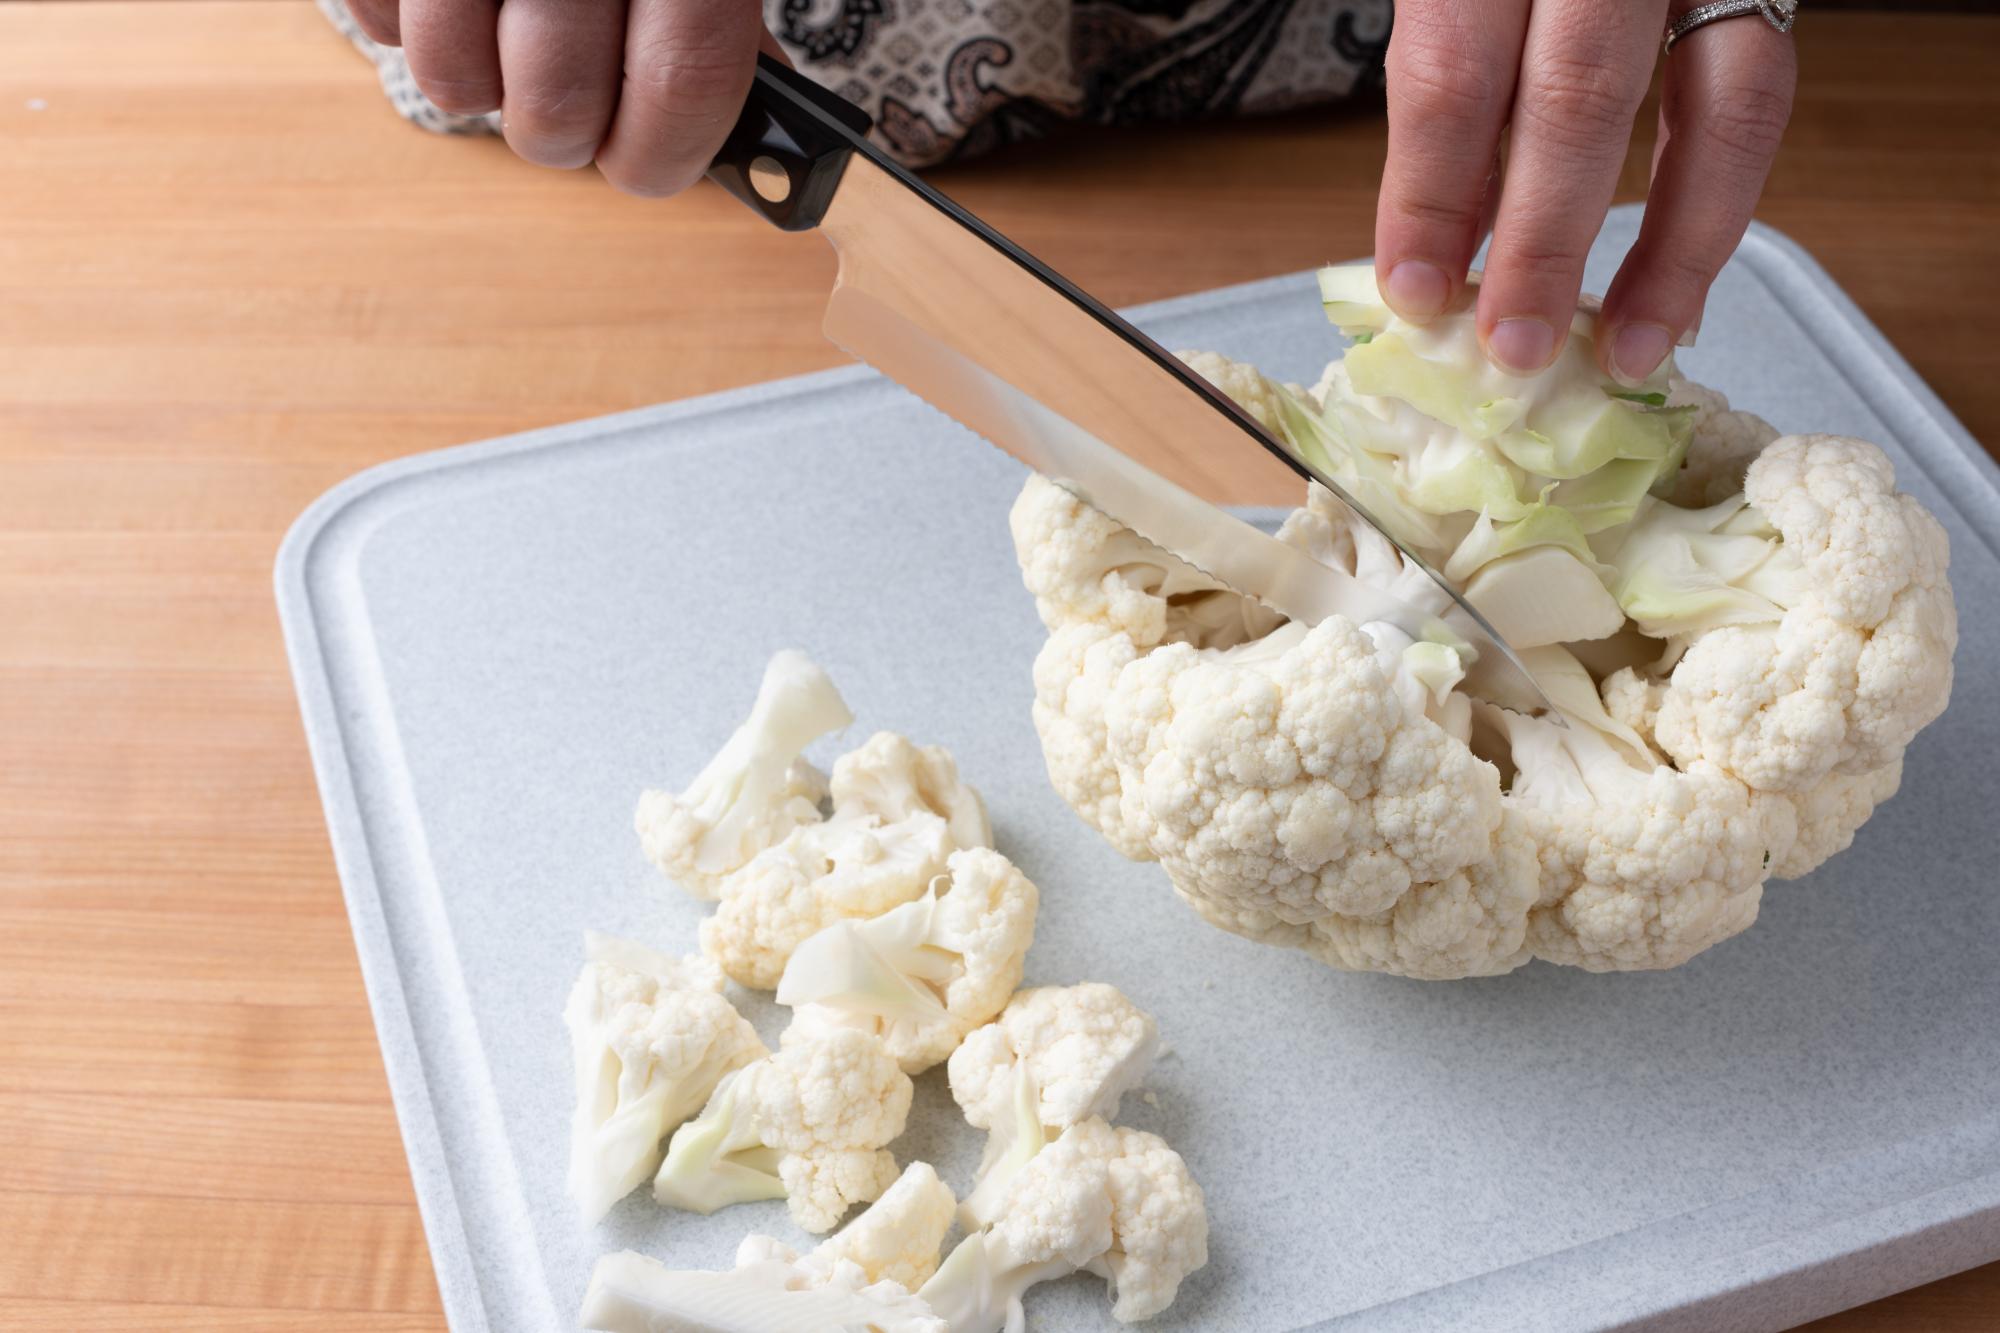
[1012, 266, 1956, 978]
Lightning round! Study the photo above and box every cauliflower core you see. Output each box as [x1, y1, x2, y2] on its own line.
[1010, 270, 1956, 978]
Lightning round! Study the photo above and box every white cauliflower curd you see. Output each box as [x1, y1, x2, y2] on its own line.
[636, 653, 996, 989]
[653, 1026, 913, 1234]
[1011, 265, 1957, 978]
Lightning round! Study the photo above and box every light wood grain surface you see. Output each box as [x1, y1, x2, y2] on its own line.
[1, 4, 1996, 1329]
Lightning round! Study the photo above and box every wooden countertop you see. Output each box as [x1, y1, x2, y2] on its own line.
[1, 3, 1995, 1328]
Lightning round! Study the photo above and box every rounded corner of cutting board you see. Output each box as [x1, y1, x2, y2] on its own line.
[274, 457, 410, 607]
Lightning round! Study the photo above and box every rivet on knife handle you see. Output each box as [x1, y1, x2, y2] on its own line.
[708, 55, 873, 232]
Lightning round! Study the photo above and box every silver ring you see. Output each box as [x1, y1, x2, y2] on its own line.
[1665, 0, 1797, 52]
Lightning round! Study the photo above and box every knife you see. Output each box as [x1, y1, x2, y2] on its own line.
[708, 56, 1554, 718]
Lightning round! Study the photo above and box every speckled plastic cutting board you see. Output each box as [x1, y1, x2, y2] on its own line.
[276, 206, 2000, 1332]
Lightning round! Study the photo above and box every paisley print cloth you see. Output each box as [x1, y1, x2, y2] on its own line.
[319, 0, 1392, 168]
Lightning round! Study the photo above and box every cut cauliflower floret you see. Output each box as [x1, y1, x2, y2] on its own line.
[1008, 273, 1955, 977]
[701, 809, 955, 990]
[947, 982, 1160, 1227]
[653, 1027, 912, 1234]
[735, 1160, 959, 1292]
[635, 650, 851, 900]
[581, 1241, 945, 1333]
[687, 717, 997, 990]
[779, 846, 1040, 1073]
[585, 1163, 954, 1331]
[918, 1117, 1208, 1331]
[830, 730, 993, 852]
[562, 934, 766, 1225]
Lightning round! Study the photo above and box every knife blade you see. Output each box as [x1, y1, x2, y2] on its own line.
[708, 57, 1554, 718]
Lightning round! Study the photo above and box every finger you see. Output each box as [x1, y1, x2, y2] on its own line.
[594, 0, 765, 198]
[497, 0, 629, 170]
[1375, 0, 1531, 322]
[1477, 0, 1666, 373]
[1596, 10, 1796, 384]
[403, 0, 502, 115]
[348, 0, 404, 46]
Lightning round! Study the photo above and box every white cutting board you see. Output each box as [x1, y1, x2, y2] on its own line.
[277, 207, 2000, 1332]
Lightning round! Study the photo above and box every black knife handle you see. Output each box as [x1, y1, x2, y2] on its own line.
[708, 55, 874, 232]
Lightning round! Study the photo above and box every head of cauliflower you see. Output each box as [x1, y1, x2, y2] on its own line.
[1010, 266, 1957, 978]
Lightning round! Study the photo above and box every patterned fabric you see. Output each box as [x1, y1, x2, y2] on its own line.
[319, 0, 1392, 168]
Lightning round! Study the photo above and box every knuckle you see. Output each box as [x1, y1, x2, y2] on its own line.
[1516, 52, 1645, 154]
[511, 79, 613, 141]
[625, 38, 751, 130]
[1490, 233, 1592, 286]
[1393, 190, 1487, 233]
[1695, 80, 1792, 173]
[1389, 41, 1506, 131]
[1625, 239, 1720, 298]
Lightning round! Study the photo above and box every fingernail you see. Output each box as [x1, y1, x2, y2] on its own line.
[1609, 323, 1673, 386]
[1488, 318, 1556, 375]
[1384, 261, 1450, 322]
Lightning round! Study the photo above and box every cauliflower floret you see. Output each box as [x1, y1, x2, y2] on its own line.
[737, 1161, 958, 1292]
[1492, 708, 1795, 970]
[1177, 347, 1301, 433]
[587, 1163, 955, 1331]
[1602, 662, 1670, 743]
[562, 934, 766, 1225]
[779, 846, 1040, 1073]
[692, 724, 997, 990]
[1111, 613, 1532, 978]
[917, 1118, 1208, 1331]
[830, 730, 993, 852]
[1769, 759, 1904, 880]
[947, 982, 1160, 1227]
[1016, 473, 1536, 981]
[1652, 435, 1956, 793]
[635, 650, 851, 900]
[949, 982, 1158, 1132]
[700, 810, 955, 990]
[1030, 622, 1149, 858]
[1010, 467, 1278, 651]
[654, 1028, 912, 1234]
[1667, 377, 1782, 508]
